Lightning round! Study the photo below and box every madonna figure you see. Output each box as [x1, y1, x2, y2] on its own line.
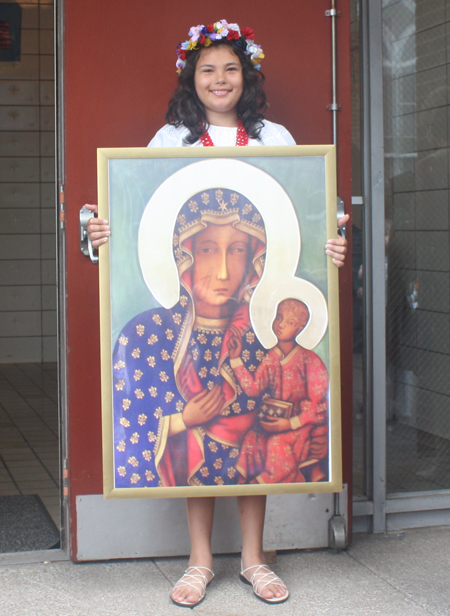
[113, 187, 284, 488]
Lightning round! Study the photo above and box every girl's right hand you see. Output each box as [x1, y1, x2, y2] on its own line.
[84, 204, 110, 248]
[182, 385, 225, 428]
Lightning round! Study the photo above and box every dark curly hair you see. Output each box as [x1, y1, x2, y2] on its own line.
[165, 39, 267, 144]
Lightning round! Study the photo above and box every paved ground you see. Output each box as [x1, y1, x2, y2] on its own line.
[1, 526, 450, 616]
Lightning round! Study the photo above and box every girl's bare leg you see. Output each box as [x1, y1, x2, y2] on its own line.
[238, 494, 287, 600]
[171, 497, 215, 604]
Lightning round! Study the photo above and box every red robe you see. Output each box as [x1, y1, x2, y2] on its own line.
[233, 344, 329, 484]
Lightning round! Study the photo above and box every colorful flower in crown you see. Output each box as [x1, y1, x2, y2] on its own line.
[175, 19, 264, 73]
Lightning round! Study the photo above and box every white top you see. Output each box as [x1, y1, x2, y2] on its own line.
[148, 119, 296, 148]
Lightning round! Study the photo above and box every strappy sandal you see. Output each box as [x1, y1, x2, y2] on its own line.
[171, 565, 214, 608]
[240, 563, 289, 604]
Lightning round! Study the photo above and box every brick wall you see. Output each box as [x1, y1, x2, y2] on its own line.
[0, 0, 56, 363]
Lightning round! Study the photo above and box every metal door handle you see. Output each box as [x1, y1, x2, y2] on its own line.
[79, 206, 99, 264]
[337, 197, 346, 239]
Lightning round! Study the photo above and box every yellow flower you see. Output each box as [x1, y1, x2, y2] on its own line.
[142, 450, 152, 461]
[161, 350, 170, 360]
[149, 386, 157, 397]
[175, 400, 184, 412]
[131, 348, 141, 359]
[138, 414, 147, 426]
[127, 456, 139, 467]
[200, 467, 209, 477]
[148, 334, 158, 345]
[114, 360, 125, 370]
[208, 441, 218, 453]
[154, 407, 163, 419]
[120, 417, 130, 428]
[118, 335, 128, 345]
[247, 400, 256, 410]
[117, 466, 126, 477]
[229, 448, 239, 459]
[148, 431, 157, 442]
[180, 295, 188, 307]
[165, 329, 174, 340]
[214, 476, 224, 486]
[116, 440, 125, 452]
[130, 473, 140, 484]
[115, 379, 125, 391]
[134, 369, 143, 381]
[213, 458, 223, 470]
[165, 391, 175, 403]
[130, 432, 139, 444]
[147, 356, 156, 367]
[173, 313, 182, 325]
[145, 470, 155, 482]
[135, 389, 144, 399]
[246, 332, 255, 344]
[232, 402, 241, 413]
[136, 324, 145, 336]
[242, 350, 250, 362]
[204, 349, 212, 361]
[152, 314, 162, 326]
[227, 467, 236, 479]
[122, 399, 131, 411]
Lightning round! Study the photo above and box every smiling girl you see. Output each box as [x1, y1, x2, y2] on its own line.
[87, 19, 348, 608]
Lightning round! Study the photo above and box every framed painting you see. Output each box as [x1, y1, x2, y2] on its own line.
[98, 146, 342, 498]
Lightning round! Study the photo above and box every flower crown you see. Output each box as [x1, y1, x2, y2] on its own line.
[176, 19, 265, 73]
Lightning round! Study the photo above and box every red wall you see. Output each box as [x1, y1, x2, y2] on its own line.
[64, 0, 353, 558]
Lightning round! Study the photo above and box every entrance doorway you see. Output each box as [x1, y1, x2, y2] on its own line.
[0, 0, 61, 554]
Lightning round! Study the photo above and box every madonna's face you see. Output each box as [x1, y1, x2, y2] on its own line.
[192, 223, 251, 318]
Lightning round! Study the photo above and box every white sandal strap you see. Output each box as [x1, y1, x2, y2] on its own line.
[241, 564, 285, 594]
[174, 566, 214, 597]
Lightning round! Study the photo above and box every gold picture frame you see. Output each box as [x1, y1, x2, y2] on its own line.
[98, 145, 342, 498]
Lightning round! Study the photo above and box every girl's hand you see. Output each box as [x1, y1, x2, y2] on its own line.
[260, 416, 291, 433]
[182, 385, 225, 428]
[227, 325, 243, 359]
[85, 204, 110, 248]
[326, 214, 349, 268]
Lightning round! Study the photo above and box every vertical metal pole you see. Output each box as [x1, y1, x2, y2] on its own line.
[327, 0, 343, 525]
[367, 0, 387, 534]
[331, 0, 338, 146]
[361, 0, 374, 502]
[55, 0, 70, 552]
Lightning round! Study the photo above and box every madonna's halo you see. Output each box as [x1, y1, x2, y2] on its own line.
[138, 158, 328, 350]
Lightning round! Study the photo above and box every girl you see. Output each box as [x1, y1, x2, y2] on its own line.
[87, 20, 348, 607]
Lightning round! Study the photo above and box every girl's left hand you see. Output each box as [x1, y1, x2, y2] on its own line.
[326, 214, 349, 268]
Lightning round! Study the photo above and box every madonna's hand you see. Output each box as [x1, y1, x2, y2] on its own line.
[85, 203, 110, 248]
[182, 385, 225, 428]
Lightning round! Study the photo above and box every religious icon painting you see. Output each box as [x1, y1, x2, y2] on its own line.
[98, 146, 343, 498]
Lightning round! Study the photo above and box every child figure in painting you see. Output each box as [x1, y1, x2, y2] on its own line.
[228, 299, 329, 485]
[86, 19, 348, 608]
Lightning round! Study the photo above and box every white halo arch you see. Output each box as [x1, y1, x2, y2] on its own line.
[138, 158, 328, 350]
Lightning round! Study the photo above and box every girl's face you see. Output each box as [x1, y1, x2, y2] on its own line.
[192, 223, 251, 318]
[194, 45, 244, 125]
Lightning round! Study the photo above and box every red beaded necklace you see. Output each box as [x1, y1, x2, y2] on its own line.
[200, 120, 249, 147]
